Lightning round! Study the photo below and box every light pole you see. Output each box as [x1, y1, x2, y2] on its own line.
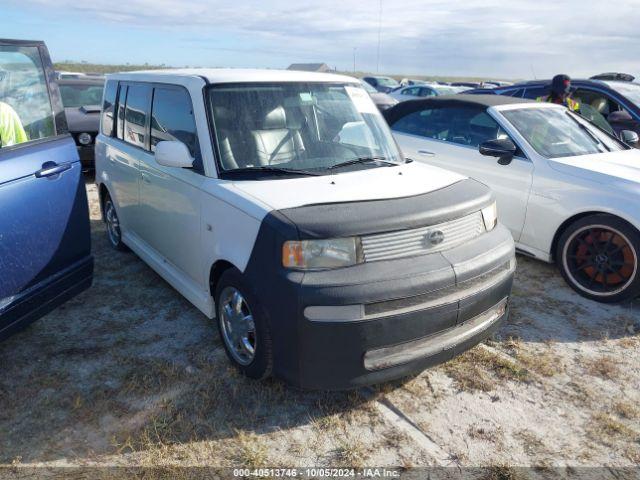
[376, 0, 382, 72]
[353, 47, 357, 73]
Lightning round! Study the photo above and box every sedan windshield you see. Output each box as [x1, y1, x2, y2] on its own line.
[502, 107, 626, 159]
[208, 82, 402, 176]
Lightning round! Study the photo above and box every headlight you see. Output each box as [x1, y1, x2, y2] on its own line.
[283, 238, 361, 270]
[78, 132, 92, 145]
[481, 201, 498, 231]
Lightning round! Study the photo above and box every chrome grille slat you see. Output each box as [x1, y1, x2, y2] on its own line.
[361, 212, 485, 262]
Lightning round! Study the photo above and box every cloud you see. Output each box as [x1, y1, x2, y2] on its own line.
[9, 0, 640, 77]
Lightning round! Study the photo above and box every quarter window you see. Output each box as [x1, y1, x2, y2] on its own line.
[123, 84, 151, 149]
[150, 87, 201, 170]
[0, 45, 55, 148]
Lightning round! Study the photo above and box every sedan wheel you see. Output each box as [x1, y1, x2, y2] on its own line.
[558, 215, 640, 302]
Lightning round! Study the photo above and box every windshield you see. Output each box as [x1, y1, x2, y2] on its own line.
[360, 80, 377, 94]
[377, 77, 399, 87]
[59, 83, 104, 108]
[502, 107, 626, 159]
[607, 81, 640, 105]
[208, 82, 402, 176]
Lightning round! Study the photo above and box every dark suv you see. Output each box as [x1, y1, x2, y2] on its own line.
[467, 79, 640, 141]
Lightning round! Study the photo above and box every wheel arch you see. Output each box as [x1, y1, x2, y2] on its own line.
[209, 259, 239, 297]
[551, 210, 640, 262]
[98, 182, 110, 222]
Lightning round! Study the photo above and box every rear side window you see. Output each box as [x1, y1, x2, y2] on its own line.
[101, 80, 117, 136]
[123, 84, 151, 149]
[0, 45, 55, 148]
[391, 106, 517, 149]
[150, 87, 201, 171]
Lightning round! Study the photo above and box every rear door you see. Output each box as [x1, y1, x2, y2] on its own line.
[0, 40, 92, 339]
[389, 105, 534, 241]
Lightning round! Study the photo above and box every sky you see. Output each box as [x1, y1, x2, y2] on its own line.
[3, 0, 639, 79]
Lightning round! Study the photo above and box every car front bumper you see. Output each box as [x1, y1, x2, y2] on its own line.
[259, 224, 515, 390]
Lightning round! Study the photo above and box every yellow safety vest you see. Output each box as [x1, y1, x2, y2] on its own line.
[0, 102, 28, 147]
[536, 95, 580, 112]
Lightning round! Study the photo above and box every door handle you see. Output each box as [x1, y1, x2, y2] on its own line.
[418, 150, 436, 157]
[35, 161, 72, 178]
[141, 172, 151, 184]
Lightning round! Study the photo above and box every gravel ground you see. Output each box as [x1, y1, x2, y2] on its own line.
[1, 182, 639, 474]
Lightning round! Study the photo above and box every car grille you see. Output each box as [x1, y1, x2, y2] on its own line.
[361, 212, 485, 262]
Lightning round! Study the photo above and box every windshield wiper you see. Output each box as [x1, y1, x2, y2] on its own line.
[566, 112, 611, 152]
[328, 156, 396, 171]
[223, 166, 321, 176]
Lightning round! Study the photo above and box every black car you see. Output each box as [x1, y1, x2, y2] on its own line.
[58, 77, 105, 170]
[466, 79, 640, 142]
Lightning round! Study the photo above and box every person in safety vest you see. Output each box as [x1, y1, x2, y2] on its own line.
[537, 74, 580, 111]
[0, 101, 28, 147]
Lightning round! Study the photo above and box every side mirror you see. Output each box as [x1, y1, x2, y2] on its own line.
[479, 138, 517, 165]
[608, 110, 633, 124]
[155, 141, 193, 168]
[621, 130, 639, 145]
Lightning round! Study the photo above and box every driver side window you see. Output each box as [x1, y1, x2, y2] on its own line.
[0, 45, 55, 148]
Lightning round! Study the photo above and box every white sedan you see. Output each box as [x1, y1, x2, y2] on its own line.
[389, 84, 459, 103]
[385, 95, 640, 302]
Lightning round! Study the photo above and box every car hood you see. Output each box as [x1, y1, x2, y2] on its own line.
[232, 161, 467, 211]
[548, 148, 640, 185]
[64, 106, 100, 133]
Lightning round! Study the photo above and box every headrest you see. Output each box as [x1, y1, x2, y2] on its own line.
[591, 98, 608, 113]
[262, 107, 287, 130]
[213, 106, 233, 124]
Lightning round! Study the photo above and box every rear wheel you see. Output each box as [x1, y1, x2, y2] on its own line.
[215, 268, 272, 379]
[103, 194, 128, 251]
[557, 214, 640, 303]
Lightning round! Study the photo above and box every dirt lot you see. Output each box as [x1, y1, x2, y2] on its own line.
[1, 182, 639, 474]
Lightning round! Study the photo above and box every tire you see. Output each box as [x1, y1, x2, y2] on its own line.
[556, 214, 640, 303]
[103, 194, 128, 251]
[214, 268, 273, 380]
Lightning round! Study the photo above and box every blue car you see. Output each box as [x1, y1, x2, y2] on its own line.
[0, 39, 93, 339]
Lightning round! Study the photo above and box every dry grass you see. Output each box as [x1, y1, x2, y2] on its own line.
[233, 430, 269, 468]
[334, 436, 370, 467]
[612, 399, 640, 420]
[584, 356, 621, 380]
[443, 346, 530, 392]
[587, 412, 638, 447]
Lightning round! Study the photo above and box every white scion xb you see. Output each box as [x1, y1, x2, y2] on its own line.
[386, 95, 640, 303]
[95, 70, 515, 389]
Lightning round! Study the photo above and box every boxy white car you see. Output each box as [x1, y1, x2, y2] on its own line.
[385, 95, 640, 303]
[95, 70, 515, 389]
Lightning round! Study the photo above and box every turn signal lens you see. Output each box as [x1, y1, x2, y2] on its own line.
[481, 201, 498, 231]
[283, 238, 360, 270]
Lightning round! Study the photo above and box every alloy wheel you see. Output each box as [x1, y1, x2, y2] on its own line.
[105, 200, 121, 246]
[218, 286, 256, 366]
[563, 225, 638, 297]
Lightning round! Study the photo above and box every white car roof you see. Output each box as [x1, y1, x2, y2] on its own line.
[106, 68, 358, 85]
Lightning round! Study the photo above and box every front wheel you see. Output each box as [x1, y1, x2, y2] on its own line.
[214, 268, 273, 379]
[557, 214, 640, 303]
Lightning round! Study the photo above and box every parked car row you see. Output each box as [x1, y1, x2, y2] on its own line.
[1, 38, 639, 390]
[466, 78, 640, 146]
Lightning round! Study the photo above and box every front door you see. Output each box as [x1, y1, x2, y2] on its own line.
[137, 84, 203, 286]
[0, 40, 92, 338]
[390, 105, 534, 240]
